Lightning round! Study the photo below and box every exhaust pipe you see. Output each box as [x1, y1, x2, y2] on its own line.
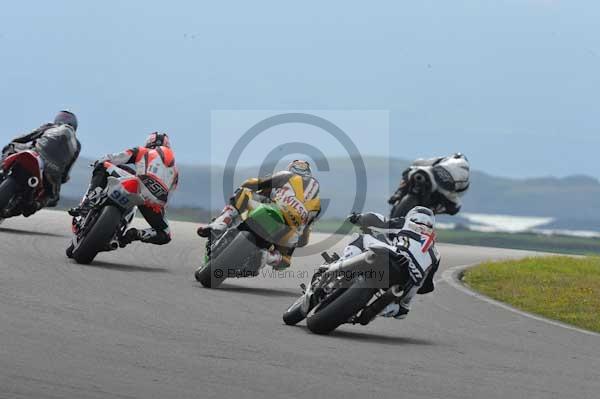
[108, 240, 119, 251]
[27, 176, 39, 188]
[325, 250, 377, 275]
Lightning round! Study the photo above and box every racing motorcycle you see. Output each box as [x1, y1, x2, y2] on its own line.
[282, 222, 413, 335]
[389, 168, 434, 219]
[0, 150, 46, 222]
[194, 203, 290, 288]
[390, 155, 469, 219]
[66, 162, 157, 264]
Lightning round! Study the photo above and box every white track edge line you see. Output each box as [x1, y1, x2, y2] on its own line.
[437, 263, 600, 338]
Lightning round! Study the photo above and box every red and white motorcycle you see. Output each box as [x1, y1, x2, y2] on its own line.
[0, 150, 46, 222]
[66, 162, 166, 264]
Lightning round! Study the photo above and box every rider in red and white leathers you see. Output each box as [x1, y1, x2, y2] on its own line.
[70, 132, 178, 246]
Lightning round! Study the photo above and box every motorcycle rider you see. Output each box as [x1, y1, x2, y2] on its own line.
[69, 132, 178, 246]
[342, 206, 440, 319]
[1, 110, 80, 215]
[389, 153, 470, 215]
[197, 159, 321, 270]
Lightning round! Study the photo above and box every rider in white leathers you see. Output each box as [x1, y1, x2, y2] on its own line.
[343, 207, 440, 319]
[389, 153, 470, 215]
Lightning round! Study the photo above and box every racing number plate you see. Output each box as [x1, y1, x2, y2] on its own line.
[139, 175, 169, 202]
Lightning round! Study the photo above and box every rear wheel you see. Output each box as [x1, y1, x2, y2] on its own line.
[72, 206, 122, 265]
[0, 177, 17, 213]
[306, 278, 377, 335]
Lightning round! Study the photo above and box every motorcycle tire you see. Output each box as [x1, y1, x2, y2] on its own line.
[306, 277, 377, 335]
[283, 296, 307, 326]
[72, 206, 122, 265]
[195, 230, 255, 289]
[0, 177, 17, 213]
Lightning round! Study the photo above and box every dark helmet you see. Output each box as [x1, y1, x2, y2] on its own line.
[145, 132, 171, 149]
[54, 110, 78, 131]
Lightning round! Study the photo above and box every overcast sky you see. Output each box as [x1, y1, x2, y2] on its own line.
[0, 1, 598, 178]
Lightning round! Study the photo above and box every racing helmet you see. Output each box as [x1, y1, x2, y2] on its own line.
[431, 153, 470, 195]
[287, 159, 312, 177]
[403, 206, 435, 236]
[145, 132, 171, 149]
[54, 110, 78, 131]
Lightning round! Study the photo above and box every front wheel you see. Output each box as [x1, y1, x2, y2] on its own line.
[306, 278, 377, 335]
[195, 230, 257, 289]
[390, 193, 421, 219]
[194, 261, 227, 288]
[0, 177, 17, 213]
[283, 297, 307, 326]
[72, 206, 122, 264]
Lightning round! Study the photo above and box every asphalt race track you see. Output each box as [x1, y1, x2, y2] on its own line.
[1, 211, 599, 399]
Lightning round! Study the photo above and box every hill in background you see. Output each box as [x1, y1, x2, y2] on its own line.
[61, 156, 600, 230]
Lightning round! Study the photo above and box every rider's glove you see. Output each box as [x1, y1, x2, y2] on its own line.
[346, 212, 362, 225]
[240, 177, 259, 189]
[91, 159, 106, 171]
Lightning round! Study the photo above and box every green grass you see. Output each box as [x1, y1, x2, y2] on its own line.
[464, 256, 600, 333]
[437, 229, 600, 255]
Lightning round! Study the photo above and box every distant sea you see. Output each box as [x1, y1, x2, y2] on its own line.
[439, 213, 600, 238]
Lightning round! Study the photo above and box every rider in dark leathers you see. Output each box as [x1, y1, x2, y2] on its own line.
[1, 111, 80, 215]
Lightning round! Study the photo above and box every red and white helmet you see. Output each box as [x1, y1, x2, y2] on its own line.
[145, 132, 171, 149]
[403, 206, 435, 236]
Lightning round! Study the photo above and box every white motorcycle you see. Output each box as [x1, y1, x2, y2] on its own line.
[66, 162, 167, 264]
[283, 217, 416, 335]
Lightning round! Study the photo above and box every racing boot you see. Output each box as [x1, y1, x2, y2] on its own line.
[262, 249, 291, 271]
[197, 205, 238, 237]
[68, 187, 103, 217]
[379, 302, 410, 319]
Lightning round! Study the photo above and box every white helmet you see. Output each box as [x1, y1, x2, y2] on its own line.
[432, 153, 470, 195]
[403, 206, 435, 236]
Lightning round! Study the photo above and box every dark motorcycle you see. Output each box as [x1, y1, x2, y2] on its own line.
[0, 150, 46, 221]
[389, 169, 434, 219]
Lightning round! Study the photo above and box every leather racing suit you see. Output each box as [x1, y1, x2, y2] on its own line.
[206, 170, 321, 269]
[389, 154, 470, 215]
[342, 212, 440, 316]
[83, 145, 178, 245]
[1, 123, 80, 209]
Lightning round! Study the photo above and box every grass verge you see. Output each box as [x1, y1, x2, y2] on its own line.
[463, 256, 600, 333]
